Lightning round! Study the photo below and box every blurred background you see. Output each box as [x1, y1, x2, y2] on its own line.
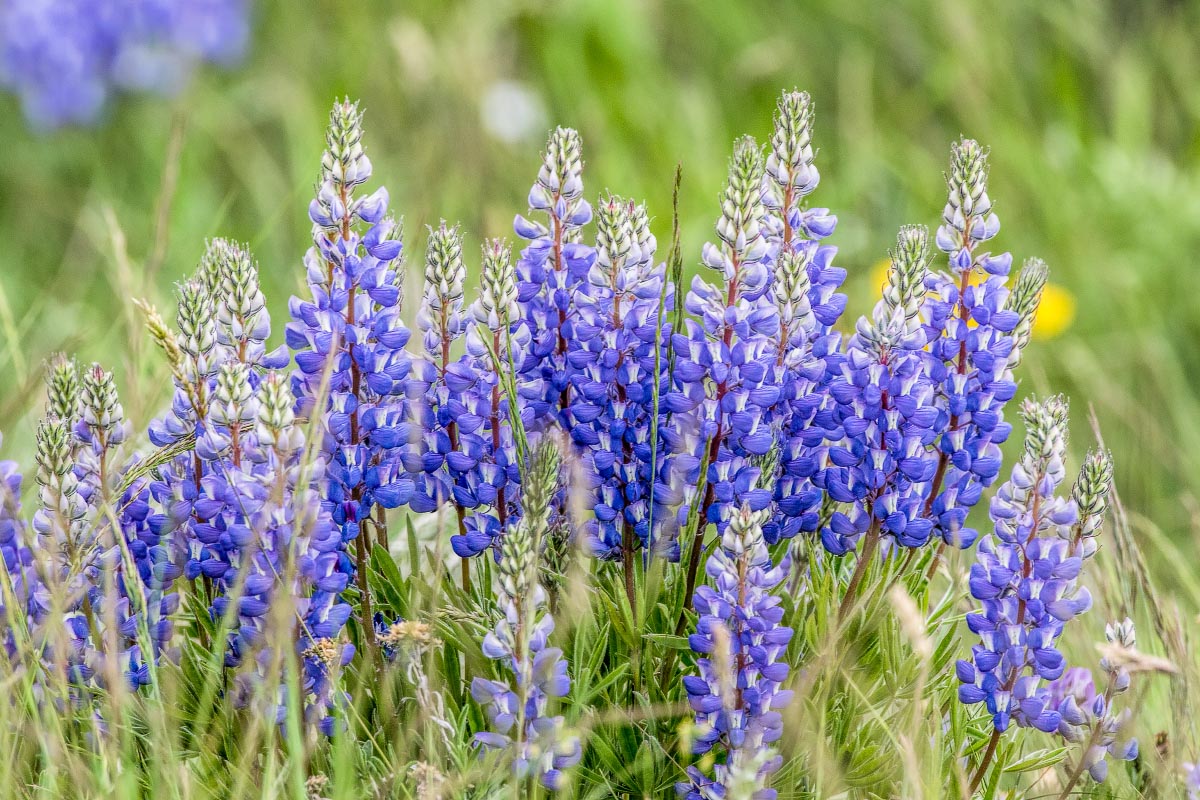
[1, 0, 1198, 587]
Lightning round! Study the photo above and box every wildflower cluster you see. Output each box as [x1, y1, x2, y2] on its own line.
[0, 0, 250, 129]
[0, 89, 1157, 797]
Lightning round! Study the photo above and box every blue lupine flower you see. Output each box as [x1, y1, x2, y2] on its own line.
[817, 226, 940, 556]
[409, 223, 470, 517]
[75, 362, 181, 689]
[679, 503, 792, 800]
[445, 239, 544, 558]
[0, 435, 41, 661]
[286, 100, 413, 632]
[667, 136, 778, 540]
[513, 127, 596, 426]
[0, 0, 250, 130]
[759, 91, 844, 546]
[919, 140, 1028, 550]
[956, 396, 1096, 733]
[569, 195, 677, 561]
[150, 241, 279, 605]
[221, 370, 353, 734]
[146, 274, 223, 599]
[471, 440, 580, 789]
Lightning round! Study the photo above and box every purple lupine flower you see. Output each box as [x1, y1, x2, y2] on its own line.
[759, 91, 843, 545]
[146, 275, 222, 596]
[409, 222, 470, 517]
[679, 502, 792, 799]
[0, 434, 40, 661]
[569, 195, 677, 561]
[0, 0, 250, 130]
[1048, 619, 1138, 784]
[1184, 760, 1200, 800]
[31, 412, 114, 685]
[919, 140, 1028, 550]
[149, 242, 273, 601]
[286, 100, 413, 637]
[222, 370, 353, 734]
[110, 469, 182, 688]
[446, 239, 544, 558]
[74, 362, 181, 689]
[513, 127, 596, 426]
[817, 226, 940, 556]
[956, 395, 1092, 733]
[471, 439, 580, 789]
[667, 136, 778, 544]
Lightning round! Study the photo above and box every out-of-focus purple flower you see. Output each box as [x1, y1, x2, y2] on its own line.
[0, 0, 250, 130]
[471, 440, 579, 789]
[1048, 619, 1138, 784]
[1184, 759, 1200, 800]
[0, 435, 39, 661]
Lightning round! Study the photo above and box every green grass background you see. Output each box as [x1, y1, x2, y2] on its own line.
[1, 0, 1198, 586]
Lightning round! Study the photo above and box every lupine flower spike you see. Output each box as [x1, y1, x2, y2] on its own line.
[680, 489, 793, 800]
[958, 396, 1119, 791]
[514, 126, 596, 426]
[472, 437, 581, 790]
[443, 238, 542, 559]
[920, 139, 1022, 553]
[409, 222, 476, 581]
[668, 136, 779, 619]
[571, 194, 676, 575]
[287, 99, 414, 644]
[818, 224, 938, 618]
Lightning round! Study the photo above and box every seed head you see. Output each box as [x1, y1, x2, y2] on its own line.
[473, 238, 518, 332]
[766, 89, 818, 197]
[1006, 257, 1048, 367]
[45, 353, 80, 425]
[538, 127, 584, 202]
[79, 363, 124, 441]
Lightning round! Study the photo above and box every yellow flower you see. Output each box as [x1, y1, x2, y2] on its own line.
[1030, 282, 1075, 340]
[868, 259, 1074, 340]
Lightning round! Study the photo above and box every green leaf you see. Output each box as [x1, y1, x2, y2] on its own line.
[642, 633, 691, 651]
[1002, 746, 1069, 774]
[368, 542, 407, 617]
